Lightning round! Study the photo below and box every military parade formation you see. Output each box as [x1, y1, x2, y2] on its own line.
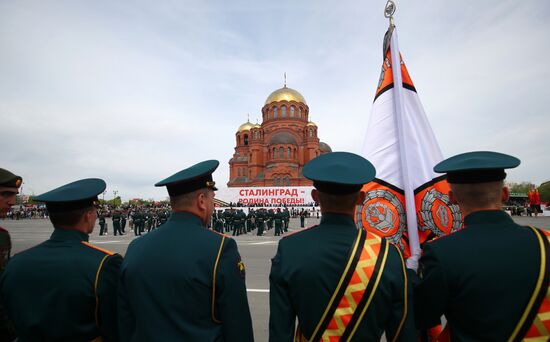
[0, 149, 549, 341]
[211, 207, 291, 237]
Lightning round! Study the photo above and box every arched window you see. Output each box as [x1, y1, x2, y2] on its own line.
[244, 134, 249, 145]
[237, 168, 241, 177]
[273, 148, 276, 159]
[309, 129, 313, 137]
[254, 131, 258, 139]
[273, 177, 277, 186]
[299, 108, 302, 118]
[286, 177, 290, 186]
[278, 177, 283, 186]
[282, 106, 286, 118]
[287, 147, 291, 158]
[290, 106, 295, 117]
[273, 107, 278, 118]
[279, 147, 284, 158]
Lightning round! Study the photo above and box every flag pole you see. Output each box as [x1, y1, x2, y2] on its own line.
[386, 2, 422, 261]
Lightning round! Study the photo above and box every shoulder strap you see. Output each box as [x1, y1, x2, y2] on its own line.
[81, 241, 115, 256]
[211, 236, 226, 324]
[301, 228, 389, 342]
[509, 226, 550, 341]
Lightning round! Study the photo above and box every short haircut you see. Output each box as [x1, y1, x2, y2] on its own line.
[49, 207, 93, 227]
[316, 190, 360, 212]
[451, 181, 504, 208]
[170, 188, 210, 209]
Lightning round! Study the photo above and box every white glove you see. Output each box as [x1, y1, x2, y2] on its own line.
[406, 253, 420, 273]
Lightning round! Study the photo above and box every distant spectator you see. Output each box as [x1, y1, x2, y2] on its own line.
[528, 185, 542, 217]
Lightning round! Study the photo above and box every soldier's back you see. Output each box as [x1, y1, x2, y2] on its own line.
[0, 229, 121, 341]
[119, 211, 249, 341]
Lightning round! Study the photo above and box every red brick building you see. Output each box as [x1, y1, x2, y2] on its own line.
[228, 85, 331, 187]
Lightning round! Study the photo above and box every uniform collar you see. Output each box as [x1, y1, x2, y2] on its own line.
[50, 228, 89, 242]
[464, 210, 514, 226]
[320, 212, 356, 227]
[169, 211, 205, 227]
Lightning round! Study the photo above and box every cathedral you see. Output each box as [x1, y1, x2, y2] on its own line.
[228, 84, 332, 187]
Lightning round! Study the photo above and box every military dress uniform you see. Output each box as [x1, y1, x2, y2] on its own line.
[269, 152, 415, 342]
[0, 168, 21, 341]
[118, 160, 253, 341]
[267, 209, 274, 231]
[112, 211, 122, 236]
[282, 208, 290, 232]
[412, 151, 550, 341]
[274, 209, 283, 236]
[121, 214, 127, 233]
[99, 213, 107, 235]
[256, 209, 265, 236]
[246, 209, 254, 233]
[0, 178, 122, 341]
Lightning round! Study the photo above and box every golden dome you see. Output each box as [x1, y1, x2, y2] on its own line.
[265, 86, 307, 105]
[238, 121, 254, 132]
[306, 121, 317, 127]
[253, 123, 261, 129]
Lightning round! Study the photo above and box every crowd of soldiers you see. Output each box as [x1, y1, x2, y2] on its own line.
[97, 208, 171, 236]
[211, 207, 295, 236]
[3, 206, 48, 220]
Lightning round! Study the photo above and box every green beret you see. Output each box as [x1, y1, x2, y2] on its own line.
[434, 151, 520, 184]
[155, 160, 219, 197]
[303, 152, 376, 194]
[0, 168, 22, 188]
[34, 178, 106, 213]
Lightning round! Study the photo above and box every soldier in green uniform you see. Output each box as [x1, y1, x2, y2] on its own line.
[238, 209, 247, 235]
[269, 152, 415, 341]
[118, 160, 253, 341]
[232, 209, 243, 236]
[274, 208, 283, 236]
[222, 209, 230, 233]
[0, 168, 21, 341]
[112, 210, 122, 236]
[99, 211, 107, 235]
[0, 178, 122, 341]
[256, 209, 265, 236]
[283, 207, 290, 232]
[410, 151, 550, 340]
[158, 210, 168, 226]
[266, 209, 274, 231]
[121, 212, 127, 233]
[246, 209, 254, 233]
[213, 210, 224, 233]
[132, 211, 142, 236]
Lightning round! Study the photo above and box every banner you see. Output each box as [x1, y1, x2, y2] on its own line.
[357, 26, 462, 257]
[215, 186, 315, 207]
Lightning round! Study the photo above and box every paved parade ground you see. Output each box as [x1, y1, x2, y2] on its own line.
[2, 215, 550, 341]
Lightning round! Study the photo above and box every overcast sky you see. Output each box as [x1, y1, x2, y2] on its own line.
[1, 0, 548, 200]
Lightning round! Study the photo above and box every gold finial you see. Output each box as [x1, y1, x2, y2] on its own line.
[247, 113, 250, 122]
[284, 72, 287, 87]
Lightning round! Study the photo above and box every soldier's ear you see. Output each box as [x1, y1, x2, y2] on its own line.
[311, 189, 319, 203]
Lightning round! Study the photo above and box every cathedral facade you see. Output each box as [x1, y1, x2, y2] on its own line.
[228, 85, 331, 187]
